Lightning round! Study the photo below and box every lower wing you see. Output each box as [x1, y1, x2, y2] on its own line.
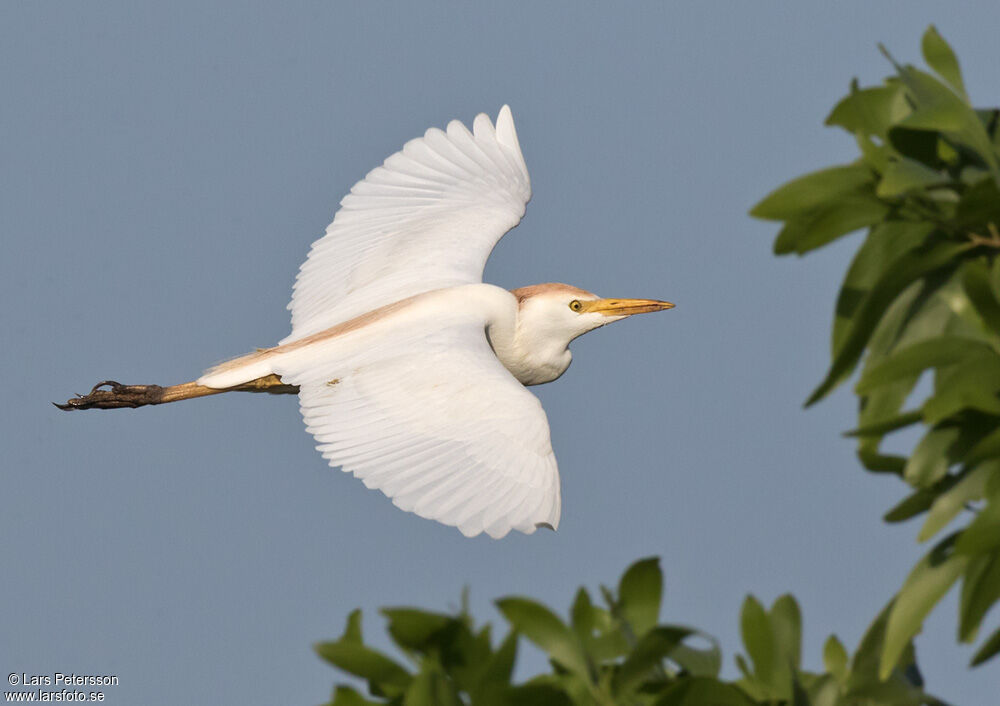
[269, 313, 561, 539]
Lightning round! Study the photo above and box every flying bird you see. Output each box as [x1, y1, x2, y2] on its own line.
[59, 106, 673, 538]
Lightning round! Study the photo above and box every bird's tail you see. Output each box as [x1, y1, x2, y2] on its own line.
[198, 348, 279, 389]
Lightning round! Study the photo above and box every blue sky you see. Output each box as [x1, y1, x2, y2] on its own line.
[2, 3, 998, 704]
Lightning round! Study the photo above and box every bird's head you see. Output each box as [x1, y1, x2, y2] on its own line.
[511, 283, 674, 345]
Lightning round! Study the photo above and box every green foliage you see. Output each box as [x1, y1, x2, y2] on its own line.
[316, 559, 943, 705]
[751, 26, 1000, 675]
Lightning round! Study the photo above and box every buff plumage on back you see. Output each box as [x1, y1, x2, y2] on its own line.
[282, 106, 531, 344]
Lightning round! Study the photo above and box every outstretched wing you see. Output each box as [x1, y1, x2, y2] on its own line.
[269, 313, 561, 539]
[283, 105, 531, 344]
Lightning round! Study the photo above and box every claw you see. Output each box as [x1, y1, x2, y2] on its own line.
[92, 381, 122, 394]
[55, 380, 166, 411]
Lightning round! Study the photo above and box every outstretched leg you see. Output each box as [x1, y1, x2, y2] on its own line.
[55, 374, 298, 411]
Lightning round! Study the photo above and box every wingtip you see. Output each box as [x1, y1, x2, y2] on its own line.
[495, 105, 518, 143]
[496, 105, 514, 133]
[494, 105, 526, 173]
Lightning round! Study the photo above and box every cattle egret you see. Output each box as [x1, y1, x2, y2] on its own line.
[59, 106, 673, 538]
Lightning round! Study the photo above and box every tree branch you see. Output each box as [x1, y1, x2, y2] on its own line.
[967, 222, 1000, 249]
[55, 374, 298, 411]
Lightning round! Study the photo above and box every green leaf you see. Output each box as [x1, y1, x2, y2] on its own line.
[617, 557, 663, 637]
[955, 177, 1000, 230]
[343, 609, 363, 643]
[769, 595, 802, 670]
[740, 596, 779, 688]
[858, 270, 957, 381]
[965, 427, 1000, 466]
[750, 163, 875, 220]
[773, 190, 889, 255]
[904, 426, 962, 487]
[921, 26, 968, 101]
[991, 464, 1000, 498]
[876, 158, 949, 198]
[316, 610, 413, 700]
[884, 486, 938, 523]
[963, 259, 1000, 334]
[920, 461, 995, 541]
[404, 669, 462, 706]
[855, 130, 891, 173]
[848, 603, 890, 684]
[734, 653, 754, 680]
[858, 448, 907, 474]
[938, 136, 963, 167]
[855, 335, 993, 393]
[613, 626, 692, 695]
[569, 588, 595, 644]
[809, 240, 970, 405]
[501, 682, 573, 706]
[475, 629, 518, 701]
[887, 57, 968, 130]
[668, 639, 722, 678]
[959, 550, 1000, 642]
[853, 279, 957, 474]
[887, 126, 943, 167]
[881, 535, 970, 679]
[328, 685, 383, 706]
[315, 641, 412, 695]
[791, 674, 810, 706]
[495, 598, 589, 679]
[316, 609, 414, 698]
[846, 409, 923, 437]
[846, 602, 926, 704]
[653, 678, 757, 706]
[822, 635, 849, 681]
[586, 623, 630, 663]
[832, 222, 935, 361]
[885, 51, 1000, 176]
[922, 357, 1000, 422]
[970, 625, 1000, 666]
[826, 82, 907, 138]
[955, 496, 1000, 555]
[898, 96, 966, 134]
[806, 674, 841, 706]
[381, 608, 454, 651]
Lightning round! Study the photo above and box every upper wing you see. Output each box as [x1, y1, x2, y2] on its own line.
[283, 105, 531, 344]
[270, 314, 561, 539]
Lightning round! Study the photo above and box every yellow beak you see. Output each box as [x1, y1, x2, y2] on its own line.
[579, 298, 675, 316]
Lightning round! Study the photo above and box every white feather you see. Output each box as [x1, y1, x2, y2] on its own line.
[283, 106, 530, 344]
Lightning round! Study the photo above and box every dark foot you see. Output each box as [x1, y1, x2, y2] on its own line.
[55, 380, 166, 411]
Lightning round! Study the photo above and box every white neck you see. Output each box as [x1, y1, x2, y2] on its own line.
[475, 286, 574, 386]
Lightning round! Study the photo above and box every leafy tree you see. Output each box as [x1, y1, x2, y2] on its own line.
[751, 27, 1000, 674]
[315, 558, 943, 705]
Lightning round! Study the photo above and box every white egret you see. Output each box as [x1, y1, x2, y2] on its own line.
[60, 106, 673, 538]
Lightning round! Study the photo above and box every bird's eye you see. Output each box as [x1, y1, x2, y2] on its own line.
[569, 300, 583, 312]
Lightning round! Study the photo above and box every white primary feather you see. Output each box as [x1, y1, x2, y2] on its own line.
[265, 298, 560, 539]
[283, 105, 531, 344]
